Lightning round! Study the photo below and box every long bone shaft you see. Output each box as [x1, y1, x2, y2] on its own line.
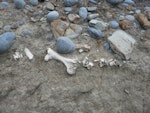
[44, 48, 78, 75]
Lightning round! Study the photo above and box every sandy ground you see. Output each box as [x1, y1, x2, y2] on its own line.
[0, 1, 150, 113]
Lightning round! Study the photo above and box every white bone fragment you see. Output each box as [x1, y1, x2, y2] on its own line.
[76, 44, 91, 53]
[99, 58, 123, 67]
[99, 58, 107, 67]
[24, 48, 34, 60]
[13, 52, 23, 60]
[82, 57, 94, 69]
[44, 48, 78, 75]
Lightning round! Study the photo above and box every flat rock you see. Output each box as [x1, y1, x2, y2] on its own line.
[137, 13, 150, 29]
[51, 19, 70, 38]
[51, 19, 82, 38]
[89, 19, 109, 31]
[108, 30, 136, 60]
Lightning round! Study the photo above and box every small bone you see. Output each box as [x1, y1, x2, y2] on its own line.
[82, 57, 94, 69]
[99, 58, 123, 67]
[24, 48, 34, 60]
[44, 48, 78, 75]
[75, 44, 91, 53]
[13, 52, 23, 60]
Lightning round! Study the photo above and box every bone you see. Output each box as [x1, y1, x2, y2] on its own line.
[82, 57, 94, 69]
[75, 44, 91, 53]
[13, 52, 23, 60]
[99, 58, 123, 67]
[44, 48, 78, 75]
[24, 47, 34, 60]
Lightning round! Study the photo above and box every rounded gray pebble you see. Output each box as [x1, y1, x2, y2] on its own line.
[14, 0, 26, 9]
[56, 37, 75, 54]
[0, 32, 16, 53]
[47, 11, 59, 22]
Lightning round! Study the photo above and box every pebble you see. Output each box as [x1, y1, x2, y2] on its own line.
[88, 13, 99, 20]
[122, 3, 129, 7]
[89, 19, 109, 31]
[46, 2, 54, 10]
[124, 0, 135, 5]
[135, 9, 141, 14]
[125, 15, 135, 21]
[18, 19, 25, 25]
[20, 29, 33, 37]
[64, 7, 72, 12]
[29, 0, 38, 6]
[79, 7, 88, 19]
[86, 7, 97, 12]
[109, 20, 119, 29]
[119, 15, 125, 21]
[103, 42, 112, 53]
[1, 2, 9, 7]
[3, 25, 11, 32]
[14, 0, 26, 9]
[144, 7, 150, 11]
[47, 11, 59, 22]
[64, 0, 78, 7]
[0, 32, 16, 53]
[88, 27, 103, 39]
[56, 37, 75, 54]
[88, 0, 97, 4]
[107, 0, 122, 5]
[68, 14, 80, 23]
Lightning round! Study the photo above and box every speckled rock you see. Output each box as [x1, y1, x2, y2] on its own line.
[88, 27, 103, 39]
[14, 0, 26, 9]
[119, 20, 131, 30]
[47, 11, 59, 22]
[0, 32, 16, 53]
[56, 37, 75, 54]
[79, 7, 88, 19]
[29, 0, 38, 6]
[64, 0, 78, 7]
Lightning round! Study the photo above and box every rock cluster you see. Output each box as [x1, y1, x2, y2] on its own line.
[0, 0, 150, 67]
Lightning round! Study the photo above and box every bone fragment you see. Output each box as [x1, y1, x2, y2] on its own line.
[24, 47, 34, 60]
[82, 57, 94, 69]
